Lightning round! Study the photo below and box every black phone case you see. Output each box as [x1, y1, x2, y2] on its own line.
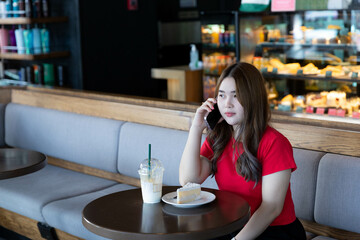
[205, 104, 221, 130]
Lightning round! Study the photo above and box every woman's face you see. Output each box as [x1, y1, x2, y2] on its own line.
[217, 77, 244, 128]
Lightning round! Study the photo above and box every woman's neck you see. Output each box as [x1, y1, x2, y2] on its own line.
[232, 125, 242, 140]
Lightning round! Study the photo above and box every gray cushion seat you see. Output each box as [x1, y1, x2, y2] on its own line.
[42, 184, 137, 240]
[0, 165, 117, 222]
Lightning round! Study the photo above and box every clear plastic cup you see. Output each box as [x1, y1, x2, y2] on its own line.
[138, 158, 164, 203]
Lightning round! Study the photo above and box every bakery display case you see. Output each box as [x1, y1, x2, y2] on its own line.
[239, 9, 360, 119]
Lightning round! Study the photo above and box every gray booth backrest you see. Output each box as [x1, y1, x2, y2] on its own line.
[5, 103, 125, 173]
[291, 148, 325, 222]
[314, 153, 360, 233]
[117, 122, 218, 189]
[0, 103, 6, 147]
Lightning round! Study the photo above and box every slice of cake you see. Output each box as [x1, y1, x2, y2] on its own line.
[177, 182, 201, 204]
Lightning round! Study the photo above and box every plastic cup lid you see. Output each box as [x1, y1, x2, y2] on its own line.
[138, 158, 164, 175]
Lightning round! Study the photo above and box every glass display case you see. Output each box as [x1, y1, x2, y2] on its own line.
[200, 11, 239, 100]
[238, 9, 360, 119]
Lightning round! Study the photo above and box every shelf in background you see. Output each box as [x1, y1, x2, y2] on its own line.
[0, 79, 28, 86]
[202, 45, 236, 53]
[258, 42, 357, 51]
[0, 16, 68, 25]
[262, 72, 360, 83]
[0, 51, 70, 60]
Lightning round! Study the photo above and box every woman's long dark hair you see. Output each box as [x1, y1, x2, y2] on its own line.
[208, 62, 270, 184]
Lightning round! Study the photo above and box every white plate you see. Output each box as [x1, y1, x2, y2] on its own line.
[162, 191, 216, 208]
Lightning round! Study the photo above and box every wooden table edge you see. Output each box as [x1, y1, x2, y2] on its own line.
[82, 187, 250, 240]
[0, 151, 47, 180]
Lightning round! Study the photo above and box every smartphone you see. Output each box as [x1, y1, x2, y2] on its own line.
[205, 103, 222, 130]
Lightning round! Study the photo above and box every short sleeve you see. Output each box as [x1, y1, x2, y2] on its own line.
[200, 137, 214, 160]
[258, 128, 297, 176]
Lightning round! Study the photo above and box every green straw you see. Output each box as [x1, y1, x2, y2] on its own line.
[148, 144, 151, 176]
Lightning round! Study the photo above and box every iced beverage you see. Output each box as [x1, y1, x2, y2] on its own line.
[138, 158, 164, 203]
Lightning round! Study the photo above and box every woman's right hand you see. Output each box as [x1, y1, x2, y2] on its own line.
[180, 99, 215, 186]
[192, 98, 217, 129]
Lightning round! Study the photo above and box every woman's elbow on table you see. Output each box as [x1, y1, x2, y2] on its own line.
[179, 172, 203, 186]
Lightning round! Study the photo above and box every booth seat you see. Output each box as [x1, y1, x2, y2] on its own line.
[290, 149, 360, 239]
[0, 103, 359, 240]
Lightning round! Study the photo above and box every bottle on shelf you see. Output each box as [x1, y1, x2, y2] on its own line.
[13, 0, 20, 18]
[15, 26, 25, 54]
[23, 25, 34, 54]
[189, 44, 199, 69]
[229, 30, 235, 47]
[219, 31, 224, 47]
[40, 26, 49, 53]
[32, 25, 41, 54]
[41, 0, 48, 17]
[32, 0, 42, 18]
[5, 0, 12, 18]
[24, 0, 32, 17]
[18, 0, 25, 17]
[43, 63, 54, 85]
[57, 65, 64, 86]
[0, 2, 5, 19]
[34, 64, 43, 84]
[224, 31, 230, 46]
[19, 67, 26, 81]
[211, 30, 219, 47]
[8, 27, 16, 52]
[26, 65, 34, 83]
[0, 28, 9, 53]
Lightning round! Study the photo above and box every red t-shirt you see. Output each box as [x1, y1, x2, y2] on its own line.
[200, 126, 297, 226]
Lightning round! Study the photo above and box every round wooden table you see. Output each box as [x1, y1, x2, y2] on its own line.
[82, 186, 250, 240]
[0, 148, 47, 180]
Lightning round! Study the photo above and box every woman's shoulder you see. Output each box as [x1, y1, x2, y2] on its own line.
[261, 126, 290, 145]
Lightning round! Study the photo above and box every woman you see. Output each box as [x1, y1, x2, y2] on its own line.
[179, 62, 306, 240]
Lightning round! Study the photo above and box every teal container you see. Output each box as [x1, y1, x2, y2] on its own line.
[41, 28, 50, 53]
[12, 0, 19, 17]
[43, 63, 55, 86]
[23, 29, 34, 54]
[32, 27, 42, 54]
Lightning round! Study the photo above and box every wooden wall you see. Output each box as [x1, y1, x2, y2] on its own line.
[0, 88, 14, 104]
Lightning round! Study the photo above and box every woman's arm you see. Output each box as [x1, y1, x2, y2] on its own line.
[179, 99, 216, 186]
[234, 169, 291, 240]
